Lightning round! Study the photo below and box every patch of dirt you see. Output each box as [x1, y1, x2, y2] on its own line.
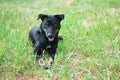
[50, 70, 59, 80]
[64, 0, 74, 6]
[15, 71, 34, 80]
[68, 53, 85, 80]
[14, 71, 50, 80]
[0, 71, 4, 80]
[72, 72, 84, 80]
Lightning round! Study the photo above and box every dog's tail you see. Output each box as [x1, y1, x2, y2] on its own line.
[58, 36, 63, 41]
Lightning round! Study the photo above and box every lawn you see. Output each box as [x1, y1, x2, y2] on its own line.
[0, 0, 120, 80]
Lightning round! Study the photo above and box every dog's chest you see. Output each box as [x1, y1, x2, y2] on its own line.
[40, 36, 52, 49]
[46, 44, 51, 49]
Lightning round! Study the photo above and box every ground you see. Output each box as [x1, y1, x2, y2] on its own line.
[0, 0, 120, 80]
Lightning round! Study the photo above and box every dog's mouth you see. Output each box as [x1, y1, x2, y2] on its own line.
[48, 37, 54, 41]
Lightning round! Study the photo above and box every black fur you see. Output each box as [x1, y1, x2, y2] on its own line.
[29, 14, 64, 63]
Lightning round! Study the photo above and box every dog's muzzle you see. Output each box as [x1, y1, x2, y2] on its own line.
[47, 33, 54, 41]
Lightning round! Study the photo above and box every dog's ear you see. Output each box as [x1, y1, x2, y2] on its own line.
[37, 14, 48, 21]
[54, 14, 64, 22]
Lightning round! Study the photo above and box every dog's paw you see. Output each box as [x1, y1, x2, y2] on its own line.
[44, 57, 54, 69]
[38, 58, 45, 66]
[44, 62, 52, 69]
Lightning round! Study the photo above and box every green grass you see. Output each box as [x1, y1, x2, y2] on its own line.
[0, 0, 120, 79]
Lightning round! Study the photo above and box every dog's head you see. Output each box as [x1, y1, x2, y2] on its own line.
[37, 14, 64, 41]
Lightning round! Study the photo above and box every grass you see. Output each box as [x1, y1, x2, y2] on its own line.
[0, 0, 120, 79]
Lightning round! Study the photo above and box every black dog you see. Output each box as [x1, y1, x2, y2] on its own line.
[29, 14, 64, 69]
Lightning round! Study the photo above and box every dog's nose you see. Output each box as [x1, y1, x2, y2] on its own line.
[48, 33, 53, 38]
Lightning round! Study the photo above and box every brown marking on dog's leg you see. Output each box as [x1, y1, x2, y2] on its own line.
[38, 58, 45, 66]
[49, 56, 54, 64]
[44, 57, 54, 69]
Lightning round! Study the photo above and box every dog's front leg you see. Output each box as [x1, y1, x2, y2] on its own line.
[45, 41, 58, 69]
[44, 48, 56, 69]
[34, 43, 45, 66]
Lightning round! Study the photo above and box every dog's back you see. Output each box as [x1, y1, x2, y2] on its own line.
[29, 27, 40, 46]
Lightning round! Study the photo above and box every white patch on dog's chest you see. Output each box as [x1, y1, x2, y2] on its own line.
[46, 45, 51, 49]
